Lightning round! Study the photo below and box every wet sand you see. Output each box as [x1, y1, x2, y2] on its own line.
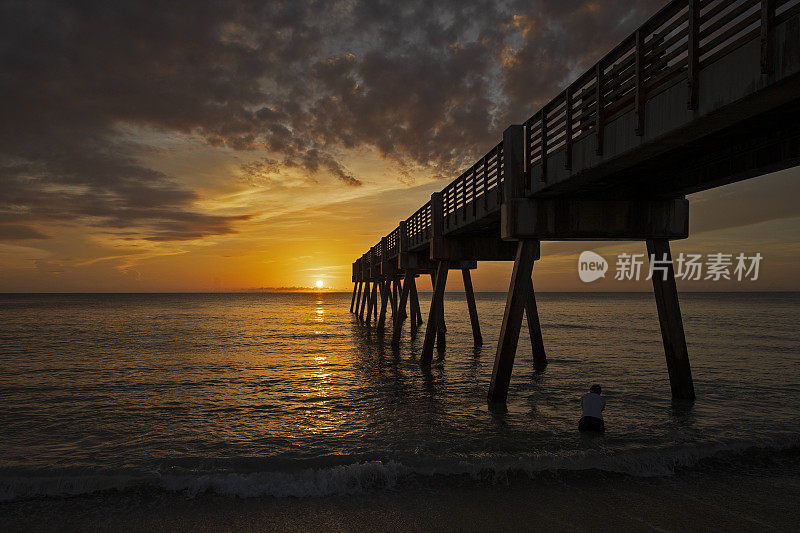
[3, 461, 799, 532]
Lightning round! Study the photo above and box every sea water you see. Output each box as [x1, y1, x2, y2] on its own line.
[1, 292, 798, 501]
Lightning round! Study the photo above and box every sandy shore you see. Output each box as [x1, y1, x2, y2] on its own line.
[3, 459, 799, 532]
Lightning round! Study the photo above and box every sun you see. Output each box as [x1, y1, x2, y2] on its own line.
[315, 280, 324, 289]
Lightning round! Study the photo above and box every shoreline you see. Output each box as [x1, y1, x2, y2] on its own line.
[2, 458, 799, 532]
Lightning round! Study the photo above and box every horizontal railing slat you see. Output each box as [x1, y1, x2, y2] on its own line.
[354, 0, 787, 270]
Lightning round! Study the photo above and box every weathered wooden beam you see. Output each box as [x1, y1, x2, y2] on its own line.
[430, 191, 445, 260]
[389, 278, 398, 320]
[365, 279, 375, 326]
[409, 277, 418, 332]
[352, 281, 362, 314]
[381, 236, 389, 280]
[430, 272, 447, 350]
[502, 198, 689, 240]
[391, 272, 413, 345]
[371, 281, 378, 322]
[349, 283, 358, 314]
[415, 287, 423, 324]
[488, 240, 539, 403]
[432, 236, 518, 262]
[462, 269, 483, 346]
[396, 278, 406, 322]
[524, 275, 547, 371]
[377, 280, 389, 330]
[410, 278, 423, 331]
[646, 239, 696, 400]
[501, 124, 526, 241]
[402, 248, 478, 270]
[503, 124, 526, 203]
[421, 262, 448, 366]
[359, 281, 370, 322]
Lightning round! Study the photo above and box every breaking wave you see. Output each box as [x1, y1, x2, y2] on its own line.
[2, 439, 797, 502]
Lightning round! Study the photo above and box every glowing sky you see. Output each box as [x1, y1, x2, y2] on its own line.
[1, 0, 798, 292]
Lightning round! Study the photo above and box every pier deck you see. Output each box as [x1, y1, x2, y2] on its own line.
[350, 0, 800, 402]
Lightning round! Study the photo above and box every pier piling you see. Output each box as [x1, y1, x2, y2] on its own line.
[462, 269, 482, 346]
[524, 275, 547, 371]
[392, 272, 413, 344]
[487, 240, 539, 403]
[422, 262, 449, 365]
[349, 0, 800, 401]
[647, 239, 696, 400]
[350, 282, 358, 313]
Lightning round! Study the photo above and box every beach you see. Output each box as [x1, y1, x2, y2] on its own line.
[3, 455, 799, 532]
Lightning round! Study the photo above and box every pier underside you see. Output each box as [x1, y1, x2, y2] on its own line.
[349, 1, 800, 403]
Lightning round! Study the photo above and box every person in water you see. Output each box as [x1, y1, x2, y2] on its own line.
[579, 384, 606, 432]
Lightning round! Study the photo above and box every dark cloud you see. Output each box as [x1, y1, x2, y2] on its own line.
[0, 224, 50, 240]
[240, 158, 282, 186]
[501, 1, 663, 118]
[1, 0, 665, 241]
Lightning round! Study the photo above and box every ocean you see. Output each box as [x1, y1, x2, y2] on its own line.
[1, 292, 799, 529]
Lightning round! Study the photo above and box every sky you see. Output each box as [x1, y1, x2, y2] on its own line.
[1, 0, 798, 293]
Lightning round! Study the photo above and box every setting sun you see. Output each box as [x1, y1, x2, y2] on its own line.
[315, 280, 324, 289]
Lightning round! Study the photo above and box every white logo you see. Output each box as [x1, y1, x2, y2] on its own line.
[578, 251, 608, 283]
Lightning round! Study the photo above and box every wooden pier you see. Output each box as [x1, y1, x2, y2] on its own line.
[350, 0, 800, 402]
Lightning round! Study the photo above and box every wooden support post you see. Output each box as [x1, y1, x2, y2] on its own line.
[373, 280, 380, 324]
[365, 280, 375, 326]
[646, 239, 696, 400]
[488, 240, 538, 403]
[352, 281, 362, 314]
[357, 280, 364, 320]
[687, 0, 700, 110]
[429, 272, 447, 350]
[350, 282, 358, 313]
[371, 282, 378, 323]
[392, 272, 413, 345]
[410, 277, 422, 333]
[389, 278, 398, 320]
[359, 281, 369, 322]
[399, 278, 407, 322]
[524, 275, 547, 371]
[410, 278, 418, 332]
[421, 262, 448, 366]
[370, 281, 376, 322]
[761, 0, 775, 75]
[634, 29, 646, 136]
[379, 236, 389, 324]
[428, 190, 446, 350]
[377, 280, 389, 330]
[414, 283, 423, 325]
[462, 269, 483, 346]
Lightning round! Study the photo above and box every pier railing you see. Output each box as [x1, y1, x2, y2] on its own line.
[353, 0, 800, 277]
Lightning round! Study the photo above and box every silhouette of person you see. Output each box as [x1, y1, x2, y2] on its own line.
[579, 384, 606, 432]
